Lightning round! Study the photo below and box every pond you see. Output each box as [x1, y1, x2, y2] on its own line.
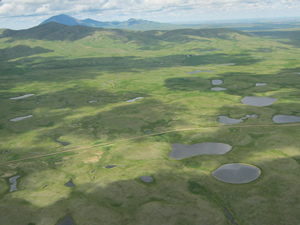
[168, 143, 232, 160]
[241, 96, 278, 106]
[10, 94, 35, 100]
[188, 70, 216, 74]
[255, 83, 267, 86]
[212, 163, 261, 184]
[54, 137, 70, 146]
[57, 215, 75, 225]
[9, 115, 33, 122]
[211, 87, 227, 91]
[9, 175, 22, 192]
[273, 115, 300, 123]
[140, 176, 154, 183]
[126, 97, 144, 102]
[212, 80, 223, 85]
[64, 178, 76, 188]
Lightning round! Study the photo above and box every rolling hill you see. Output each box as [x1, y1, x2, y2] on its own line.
[1, 22, 252, 42]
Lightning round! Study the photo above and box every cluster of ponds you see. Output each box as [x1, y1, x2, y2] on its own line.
[6, 70, 300, 192]
[167, 142, 261, 184]
[211, 79, 227, 91]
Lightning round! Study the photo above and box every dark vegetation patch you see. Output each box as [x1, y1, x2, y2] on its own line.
[0, 45, 53, 61]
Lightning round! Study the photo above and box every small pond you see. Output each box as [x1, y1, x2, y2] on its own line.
[106, 165, 116, 169]
[215, 63, 235, 66]
[9, 175, 22, 192]
[211, 87, 227, 91]
[188, 70, 216, 74]
[64, 179, 76, 188]
[218, 114, 258, 124]
[241, 96, 278, 106]
[273, 115, 300, 123]
[57, 215, 75, 225]
[212, 163, 261, 184]
[255, 83, 267, 86]
[140, 176, 154, 183]
[9, 115, 33, 122]
[212, 80, 223, 85]
[126, 97, 144, 102]
[10, 94, 35, 100]
[217, 116, 243, 124]
[54, 138, 70, 146]
[168, 143, 232, 160]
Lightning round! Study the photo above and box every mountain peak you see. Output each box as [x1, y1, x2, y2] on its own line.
[40, 14, 84, 26]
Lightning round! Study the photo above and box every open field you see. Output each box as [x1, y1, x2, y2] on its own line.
[0, 23, 300, 225]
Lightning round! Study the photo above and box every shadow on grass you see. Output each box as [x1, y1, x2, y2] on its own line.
[1, 152, 300, 225]
[0, 45, 53, 62]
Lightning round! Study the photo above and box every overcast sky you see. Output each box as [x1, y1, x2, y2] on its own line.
[0, 0, 300, 29]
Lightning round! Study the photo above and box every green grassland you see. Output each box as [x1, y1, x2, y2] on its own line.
[0, 23, 300, 225]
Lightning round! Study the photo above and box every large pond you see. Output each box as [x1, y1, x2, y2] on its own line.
[10, 94, 35, 100]
[168, 143, 232, 160]
[212, 163, 261, 184]
[241, 96, 278, 106]
[9, 115, 33, 122]
[273, 115, 300, 123]
[9, 175, 22, 192]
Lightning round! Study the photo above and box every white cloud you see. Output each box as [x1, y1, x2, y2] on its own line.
[0, 0, 300, 28]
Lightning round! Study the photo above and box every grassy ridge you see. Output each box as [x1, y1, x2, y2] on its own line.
[0, 24, 300, 224]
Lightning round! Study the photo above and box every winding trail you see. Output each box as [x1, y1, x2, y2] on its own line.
[1, 123, 299, 165]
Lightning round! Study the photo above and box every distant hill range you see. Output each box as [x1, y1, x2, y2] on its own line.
[40, 14, 180, 30]
[1, 21, 252, 42]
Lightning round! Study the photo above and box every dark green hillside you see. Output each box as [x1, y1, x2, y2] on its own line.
[251, 29, 300, 47]
[0, 45, 53, 61]
[1, 22, 253, 44]
[1, 22, 99, 41]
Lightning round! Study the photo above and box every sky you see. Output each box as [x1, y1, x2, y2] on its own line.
[0, 0, 300, 29]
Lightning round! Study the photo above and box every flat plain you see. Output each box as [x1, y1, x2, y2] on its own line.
[0, 23, 300, 225]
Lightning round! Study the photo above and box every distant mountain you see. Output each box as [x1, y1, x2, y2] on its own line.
[40, 14, 180, 30]
[40, 14, 85, 26]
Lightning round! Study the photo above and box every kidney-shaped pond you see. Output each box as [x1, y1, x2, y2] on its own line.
[168, 143, 232, 160]
[241, 96, 277, 107]
[212, 163, 261, 184]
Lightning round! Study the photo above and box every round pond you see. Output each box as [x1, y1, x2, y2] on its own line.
[241, 96, 277, 107]
[212, 163, 261, 184]
[168, 143, 232, 160]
